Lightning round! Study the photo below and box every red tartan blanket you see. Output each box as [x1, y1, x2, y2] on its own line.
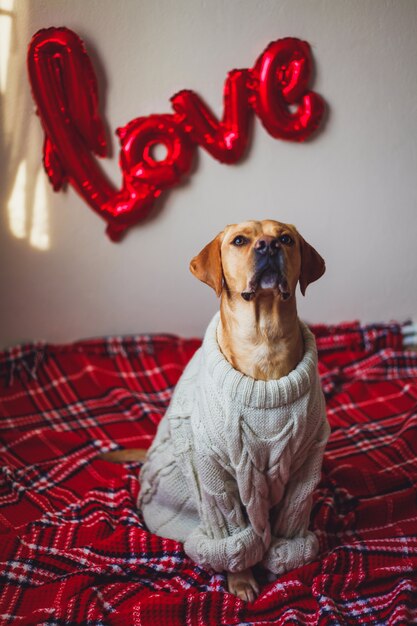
[1, 321, 417, 625]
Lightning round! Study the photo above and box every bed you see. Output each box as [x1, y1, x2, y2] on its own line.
[1, 320, 417, 625]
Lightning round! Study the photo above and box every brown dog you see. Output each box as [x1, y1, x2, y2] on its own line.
[101, 220, 326, 602]
[191, 220, 324, 381]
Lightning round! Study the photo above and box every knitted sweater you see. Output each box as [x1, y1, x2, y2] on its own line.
[138, 312, 329, 574]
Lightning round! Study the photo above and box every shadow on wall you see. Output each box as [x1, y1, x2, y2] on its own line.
[1, 0, 50, 251]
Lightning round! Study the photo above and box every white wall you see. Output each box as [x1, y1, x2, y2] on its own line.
[1, 0, 416, 347]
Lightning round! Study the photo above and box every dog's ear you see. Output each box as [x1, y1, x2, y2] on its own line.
[190, 233, 223, 297]
[298, 236, 326, 296]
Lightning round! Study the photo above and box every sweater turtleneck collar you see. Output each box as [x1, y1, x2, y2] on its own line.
[202, 312, 318, 409]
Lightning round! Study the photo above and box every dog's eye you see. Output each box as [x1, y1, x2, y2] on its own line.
[231, 235, 248, 246]
[279, 234, 294, 246]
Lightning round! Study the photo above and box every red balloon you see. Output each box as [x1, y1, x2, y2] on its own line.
[27, 28, 154, 241]
[250, 38, 325, 142]
[27, 28, 326, 241]
[118, 114, 194, 187]
[171, 70, 251, 164]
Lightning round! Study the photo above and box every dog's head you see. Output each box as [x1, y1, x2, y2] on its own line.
[190, 220, 325, 301]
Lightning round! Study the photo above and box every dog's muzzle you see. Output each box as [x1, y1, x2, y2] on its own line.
[241, 238, 290, 302]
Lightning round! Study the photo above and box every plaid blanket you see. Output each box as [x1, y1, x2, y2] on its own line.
[1, 321, 417, 625]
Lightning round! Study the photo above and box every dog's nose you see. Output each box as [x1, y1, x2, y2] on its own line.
[255, 237, 280, 256]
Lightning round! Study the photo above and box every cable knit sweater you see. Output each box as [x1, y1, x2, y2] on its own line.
[138, 312, 330, 574]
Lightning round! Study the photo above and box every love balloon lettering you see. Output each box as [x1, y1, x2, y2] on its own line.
[27, 28, 325, 241]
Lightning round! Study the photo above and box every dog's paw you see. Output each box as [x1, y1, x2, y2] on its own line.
[227, 568, 259, 602]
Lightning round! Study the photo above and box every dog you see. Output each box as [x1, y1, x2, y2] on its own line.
[101, 220, 329, 602]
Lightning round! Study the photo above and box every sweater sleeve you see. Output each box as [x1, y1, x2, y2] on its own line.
[262, 419, 330, 575]
[183, 449, 267, 573]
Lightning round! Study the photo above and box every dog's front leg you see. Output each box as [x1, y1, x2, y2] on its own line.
[227, 568, 259, 602]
